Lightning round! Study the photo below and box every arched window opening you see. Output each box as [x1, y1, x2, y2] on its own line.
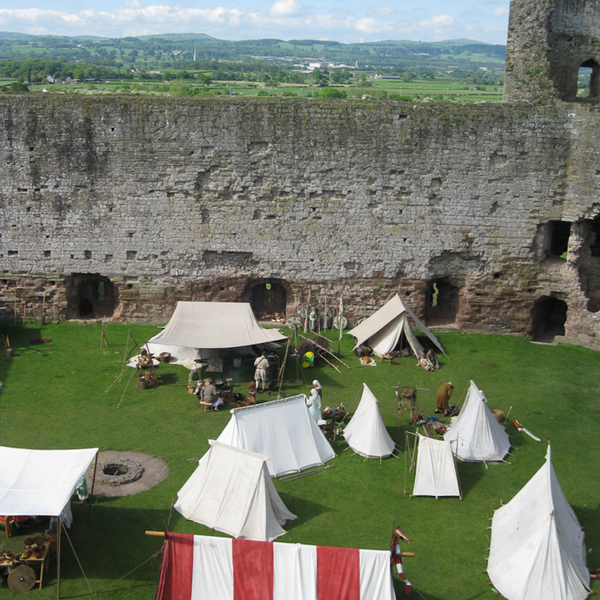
[577, 60, 600, 100]
[530, 297, 567, 343]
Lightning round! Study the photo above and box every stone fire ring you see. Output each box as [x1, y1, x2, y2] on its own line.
[85, 451, 169, 497]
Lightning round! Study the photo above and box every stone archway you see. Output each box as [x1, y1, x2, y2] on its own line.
[424, 279, 459, 326]
[530, 296, 567, 342]
[68, 275, 118, 319]
[246, 280, 288, 321]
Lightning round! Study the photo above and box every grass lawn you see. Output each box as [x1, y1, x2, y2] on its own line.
[0, 320, 599, 599]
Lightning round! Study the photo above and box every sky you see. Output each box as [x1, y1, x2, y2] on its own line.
[0, 0, 511, 45]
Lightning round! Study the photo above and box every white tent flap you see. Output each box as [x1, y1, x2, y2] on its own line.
[443, 380, 510, 462]
[0, 446, 98, 516]
[217, 395, 335, 478]
[412, 435, 461, 498]
[343, 383, 395, 459]
[488, 445, 591, 600]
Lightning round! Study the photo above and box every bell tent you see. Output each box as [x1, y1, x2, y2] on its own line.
[347, 293, 445, 358]
[343, 383, 396, 459]
[411, 434, 461, 499]
[174, 441, 296, 542]
[443, 380, 510, 463]
[216, 395, 335, 478]
[487, 445, 591, 600]
[146, 301, 287, 361]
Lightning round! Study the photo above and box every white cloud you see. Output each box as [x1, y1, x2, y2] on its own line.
[269, 0, 302, 17]
[418, 14, 455, 29]
[493, 7, 509, 16]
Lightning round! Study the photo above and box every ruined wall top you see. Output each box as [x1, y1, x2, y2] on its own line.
[504, 0, 600, 103]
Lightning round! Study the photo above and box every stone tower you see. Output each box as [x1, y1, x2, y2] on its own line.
[504, 0, 600, 103]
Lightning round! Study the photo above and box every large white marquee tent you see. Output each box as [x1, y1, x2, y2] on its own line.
[347, 294, 445, 358]
[174, 441, 296, 542]
[487, 445, 591, 600]
[217, 395, 336, 478]
[146, 301, 287, 361]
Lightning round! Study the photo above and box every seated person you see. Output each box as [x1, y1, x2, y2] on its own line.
[202, 378, 223, 411]
[427, 349, 440, 369]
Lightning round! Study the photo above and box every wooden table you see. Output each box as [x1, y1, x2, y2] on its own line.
[0, 534, 56, 590]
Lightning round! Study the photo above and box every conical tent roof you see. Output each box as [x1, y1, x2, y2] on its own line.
[412, 435, 461, 498]
[443, 380, 510, 462]
[488, 445, 590, 600]
[174, 440, 296, 542]
[348, 293, 446, 358]
[343, 383, 395, 459]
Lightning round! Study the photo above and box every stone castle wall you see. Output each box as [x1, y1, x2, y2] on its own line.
[0, 95, 600, 348]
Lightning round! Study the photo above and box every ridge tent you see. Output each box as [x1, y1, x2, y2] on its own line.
[0, 446, 99, 596]
[411, 434, 461, 499]
[217, 395, 335, 478]
[443, 380, 510, 462]
[156, 533, 397, 600]
[347, 294, 445, 358]
[146, 301, 287, 361]
[174, 440, 296, 542]
[343, 383, 396, 459]
[487, 445, 591, 600]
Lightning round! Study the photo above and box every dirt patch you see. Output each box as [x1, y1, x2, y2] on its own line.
[85, 451, 169, 497]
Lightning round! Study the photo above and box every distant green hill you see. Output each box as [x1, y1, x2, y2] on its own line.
[0, 32, 505, 70]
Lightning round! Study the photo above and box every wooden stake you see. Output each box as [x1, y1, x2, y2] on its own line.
[41, 291, 46, 326]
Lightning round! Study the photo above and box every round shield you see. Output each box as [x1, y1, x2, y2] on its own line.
[8, 565, 36, 593]
[301, 351, 314, 368]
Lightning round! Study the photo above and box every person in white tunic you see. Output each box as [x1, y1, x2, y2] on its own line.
[306, 387, 322, 422]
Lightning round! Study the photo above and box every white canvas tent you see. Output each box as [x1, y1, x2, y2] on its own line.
[487, 445, 591, 600]
[174, 440, 296, 542]
[412, 434, 461, 498]
[343, 383, 395, 459]
[0, 446, 99, 596]
[146, 301, 287, 361]
[347, 294, 446, 358]
[217, 395, 335, 477]
[443, 380, 510, 462]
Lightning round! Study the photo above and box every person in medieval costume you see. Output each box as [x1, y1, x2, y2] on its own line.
[306, 387, 322, 422]
[435, 382, 454, 416]
[254, 351, 270, 392]
[391, 526, 412, 594]
[75, 475, 89, 503]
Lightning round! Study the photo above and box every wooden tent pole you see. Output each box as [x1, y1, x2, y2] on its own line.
[87, 451, 99, 526]
[57, 517, 61, 599]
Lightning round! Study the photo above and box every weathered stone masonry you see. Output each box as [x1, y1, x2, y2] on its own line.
[1, 0, 600, 350]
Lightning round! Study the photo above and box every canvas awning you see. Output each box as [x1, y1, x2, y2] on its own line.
[147, 301, 287, 352]
[0, 446, 98, 516]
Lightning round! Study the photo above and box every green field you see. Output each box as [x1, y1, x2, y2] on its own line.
[0, 320, 598, 599]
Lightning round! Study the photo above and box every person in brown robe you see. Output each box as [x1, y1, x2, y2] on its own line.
[435, 382, 454, 416]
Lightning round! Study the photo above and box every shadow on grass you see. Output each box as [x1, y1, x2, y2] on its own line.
[276, 493, 332, 530]
[456, 461, 486, 498]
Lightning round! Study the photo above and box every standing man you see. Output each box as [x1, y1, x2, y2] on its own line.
[435, 381, 454, 416]
[391, 525, 412, 594]
[254, 351, 270, 392]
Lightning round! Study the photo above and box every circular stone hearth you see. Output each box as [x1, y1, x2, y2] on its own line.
[86, 451, 169, 497]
